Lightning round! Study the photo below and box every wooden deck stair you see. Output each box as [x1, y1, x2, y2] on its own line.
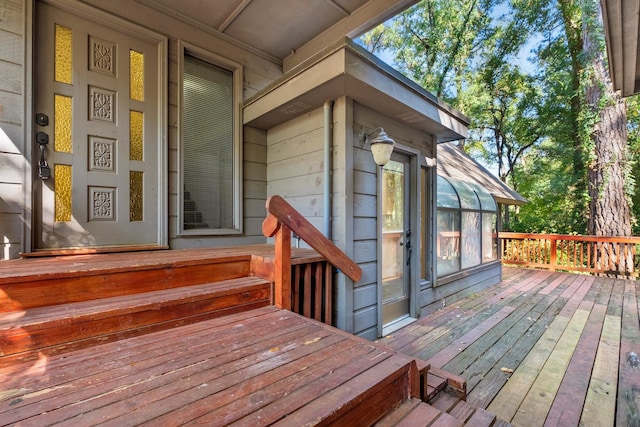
[0, 247, 506, 426]
[0, 247, 281, 368]
[0, 276, 271, 367]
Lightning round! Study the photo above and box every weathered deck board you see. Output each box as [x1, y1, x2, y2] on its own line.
[1, 306, 422, 426]
[616, 281, 640, 427]
[383, 267, 634, 426]
[510, 305, 590, 426]
[427, 306, 515, 369]
[543, 303, 606, 426]
[580, 313, 621, 426]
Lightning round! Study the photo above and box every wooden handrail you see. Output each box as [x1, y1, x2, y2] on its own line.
[263, 195, 362, 310]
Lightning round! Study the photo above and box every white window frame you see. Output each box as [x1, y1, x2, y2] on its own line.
[177, 41, 243, 236]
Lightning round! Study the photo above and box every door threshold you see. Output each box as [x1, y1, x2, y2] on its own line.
[21, 245, 170, 258]
[382, 315, 416, 337]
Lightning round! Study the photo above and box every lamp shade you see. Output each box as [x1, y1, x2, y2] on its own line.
[368, 128, 395, 166]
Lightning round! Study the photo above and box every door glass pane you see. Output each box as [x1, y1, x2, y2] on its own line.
[182, 53, 234, 230]
[54, 164, 72, 222]
[130, 50, 144, 101]
[55, 24, 72, 84]
[382, 160, 405, 301]
[54, 94, 72, 153]
[421, 168, 427, 280]
[130, 171, 143, 221]
[129, 110, 143, 161]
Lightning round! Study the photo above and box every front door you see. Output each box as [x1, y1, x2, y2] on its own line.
[34, 2, 163, 250]
[381, 153, 412, 327]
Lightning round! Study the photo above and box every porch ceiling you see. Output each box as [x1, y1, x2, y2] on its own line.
[601, 0, 640, 96]
[135, 0, 419, 69]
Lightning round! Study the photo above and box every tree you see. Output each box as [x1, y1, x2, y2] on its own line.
[360, 0, 637, 266]
[580, 0, 633, 273]
[359, 0, 494, 102]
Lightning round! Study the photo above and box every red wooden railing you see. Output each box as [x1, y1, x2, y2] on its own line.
[500, 232, 640, 277]
[263, 195, 362, 322]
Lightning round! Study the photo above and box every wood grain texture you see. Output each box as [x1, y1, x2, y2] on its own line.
[265, 195, 362, 282]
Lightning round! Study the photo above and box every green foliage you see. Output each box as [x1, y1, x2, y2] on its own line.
[510, 141, 587, 233]
[359, 0, 635, 236]
[626, 95, 640, 232]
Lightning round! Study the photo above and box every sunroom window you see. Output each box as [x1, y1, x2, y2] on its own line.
[436, 175, 498, 278]
[179, 46, 241, 235]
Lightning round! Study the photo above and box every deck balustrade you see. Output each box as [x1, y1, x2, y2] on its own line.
[263, 195, 362, 324]
[500, 232, 640, 277]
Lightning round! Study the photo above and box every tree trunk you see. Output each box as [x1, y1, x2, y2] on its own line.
[583, 1, 632, 275]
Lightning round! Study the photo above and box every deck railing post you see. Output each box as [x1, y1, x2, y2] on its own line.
[262, 212, 292, 310]
[549, 238, 557, 270]
[274, 223, 292, 310]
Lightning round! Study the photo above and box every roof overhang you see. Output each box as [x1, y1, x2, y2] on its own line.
[135, 0, 420, 68]
[437, 142, 528, 206]
[601, 0, 640, 96]
[243, 39, 469, 142]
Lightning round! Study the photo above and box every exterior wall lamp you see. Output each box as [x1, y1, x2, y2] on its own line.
[359, 127, 396, 167]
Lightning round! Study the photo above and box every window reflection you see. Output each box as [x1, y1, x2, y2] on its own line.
[436, 176, 498, 279]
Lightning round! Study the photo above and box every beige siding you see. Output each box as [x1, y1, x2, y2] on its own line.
[351, 124, 379, 339]
[0, 0, 25, 259]
[329, 97, 355, 333]
[267, 107, 325, 230]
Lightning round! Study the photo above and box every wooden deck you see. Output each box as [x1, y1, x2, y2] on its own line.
[1, 247, 492, 426]
[5, 248, 636, 425]
[379, 266, 640, 427]
[0, 306, 420, 425]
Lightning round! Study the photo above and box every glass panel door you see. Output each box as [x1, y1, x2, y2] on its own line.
[381, 153, 411, 326]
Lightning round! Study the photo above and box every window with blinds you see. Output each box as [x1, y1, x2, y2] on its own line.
[181, 52, 236, 233]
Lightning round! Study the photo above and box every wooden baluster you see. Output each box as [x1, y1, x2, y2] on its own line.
[304, 263, 312, 317]
[314, 263, 323, 321]
[293, 264, 301, 314]
[324, 262, 332, 324]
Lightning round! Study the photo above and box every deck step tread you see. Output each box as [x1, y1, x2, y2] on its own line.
[0, 277, 272, 366]
[431, 390, 509, 426]
[1, 307, 419, 426]
[271, 353, 414, 426]
[0, 276, 270, 328]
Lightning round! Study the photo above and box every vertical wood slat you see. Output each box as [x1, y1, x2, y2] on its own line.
[325, 262, 332, 325]
[501, 232, 640, 277]
[288, 261, 333, 325]
[550, 239, 557, 269]
[314, 263, 323, 322]
[293, 265, 301, 314]
[304, 264, 312, 318]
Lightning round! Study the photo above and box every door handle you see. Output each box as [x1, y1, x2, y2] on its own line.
[405, 229, 412, 266]
[36, 131, 50, 180]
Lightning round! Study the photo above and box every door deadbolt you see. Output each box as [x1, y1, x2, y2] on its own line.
[36, 113, 49, 126]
